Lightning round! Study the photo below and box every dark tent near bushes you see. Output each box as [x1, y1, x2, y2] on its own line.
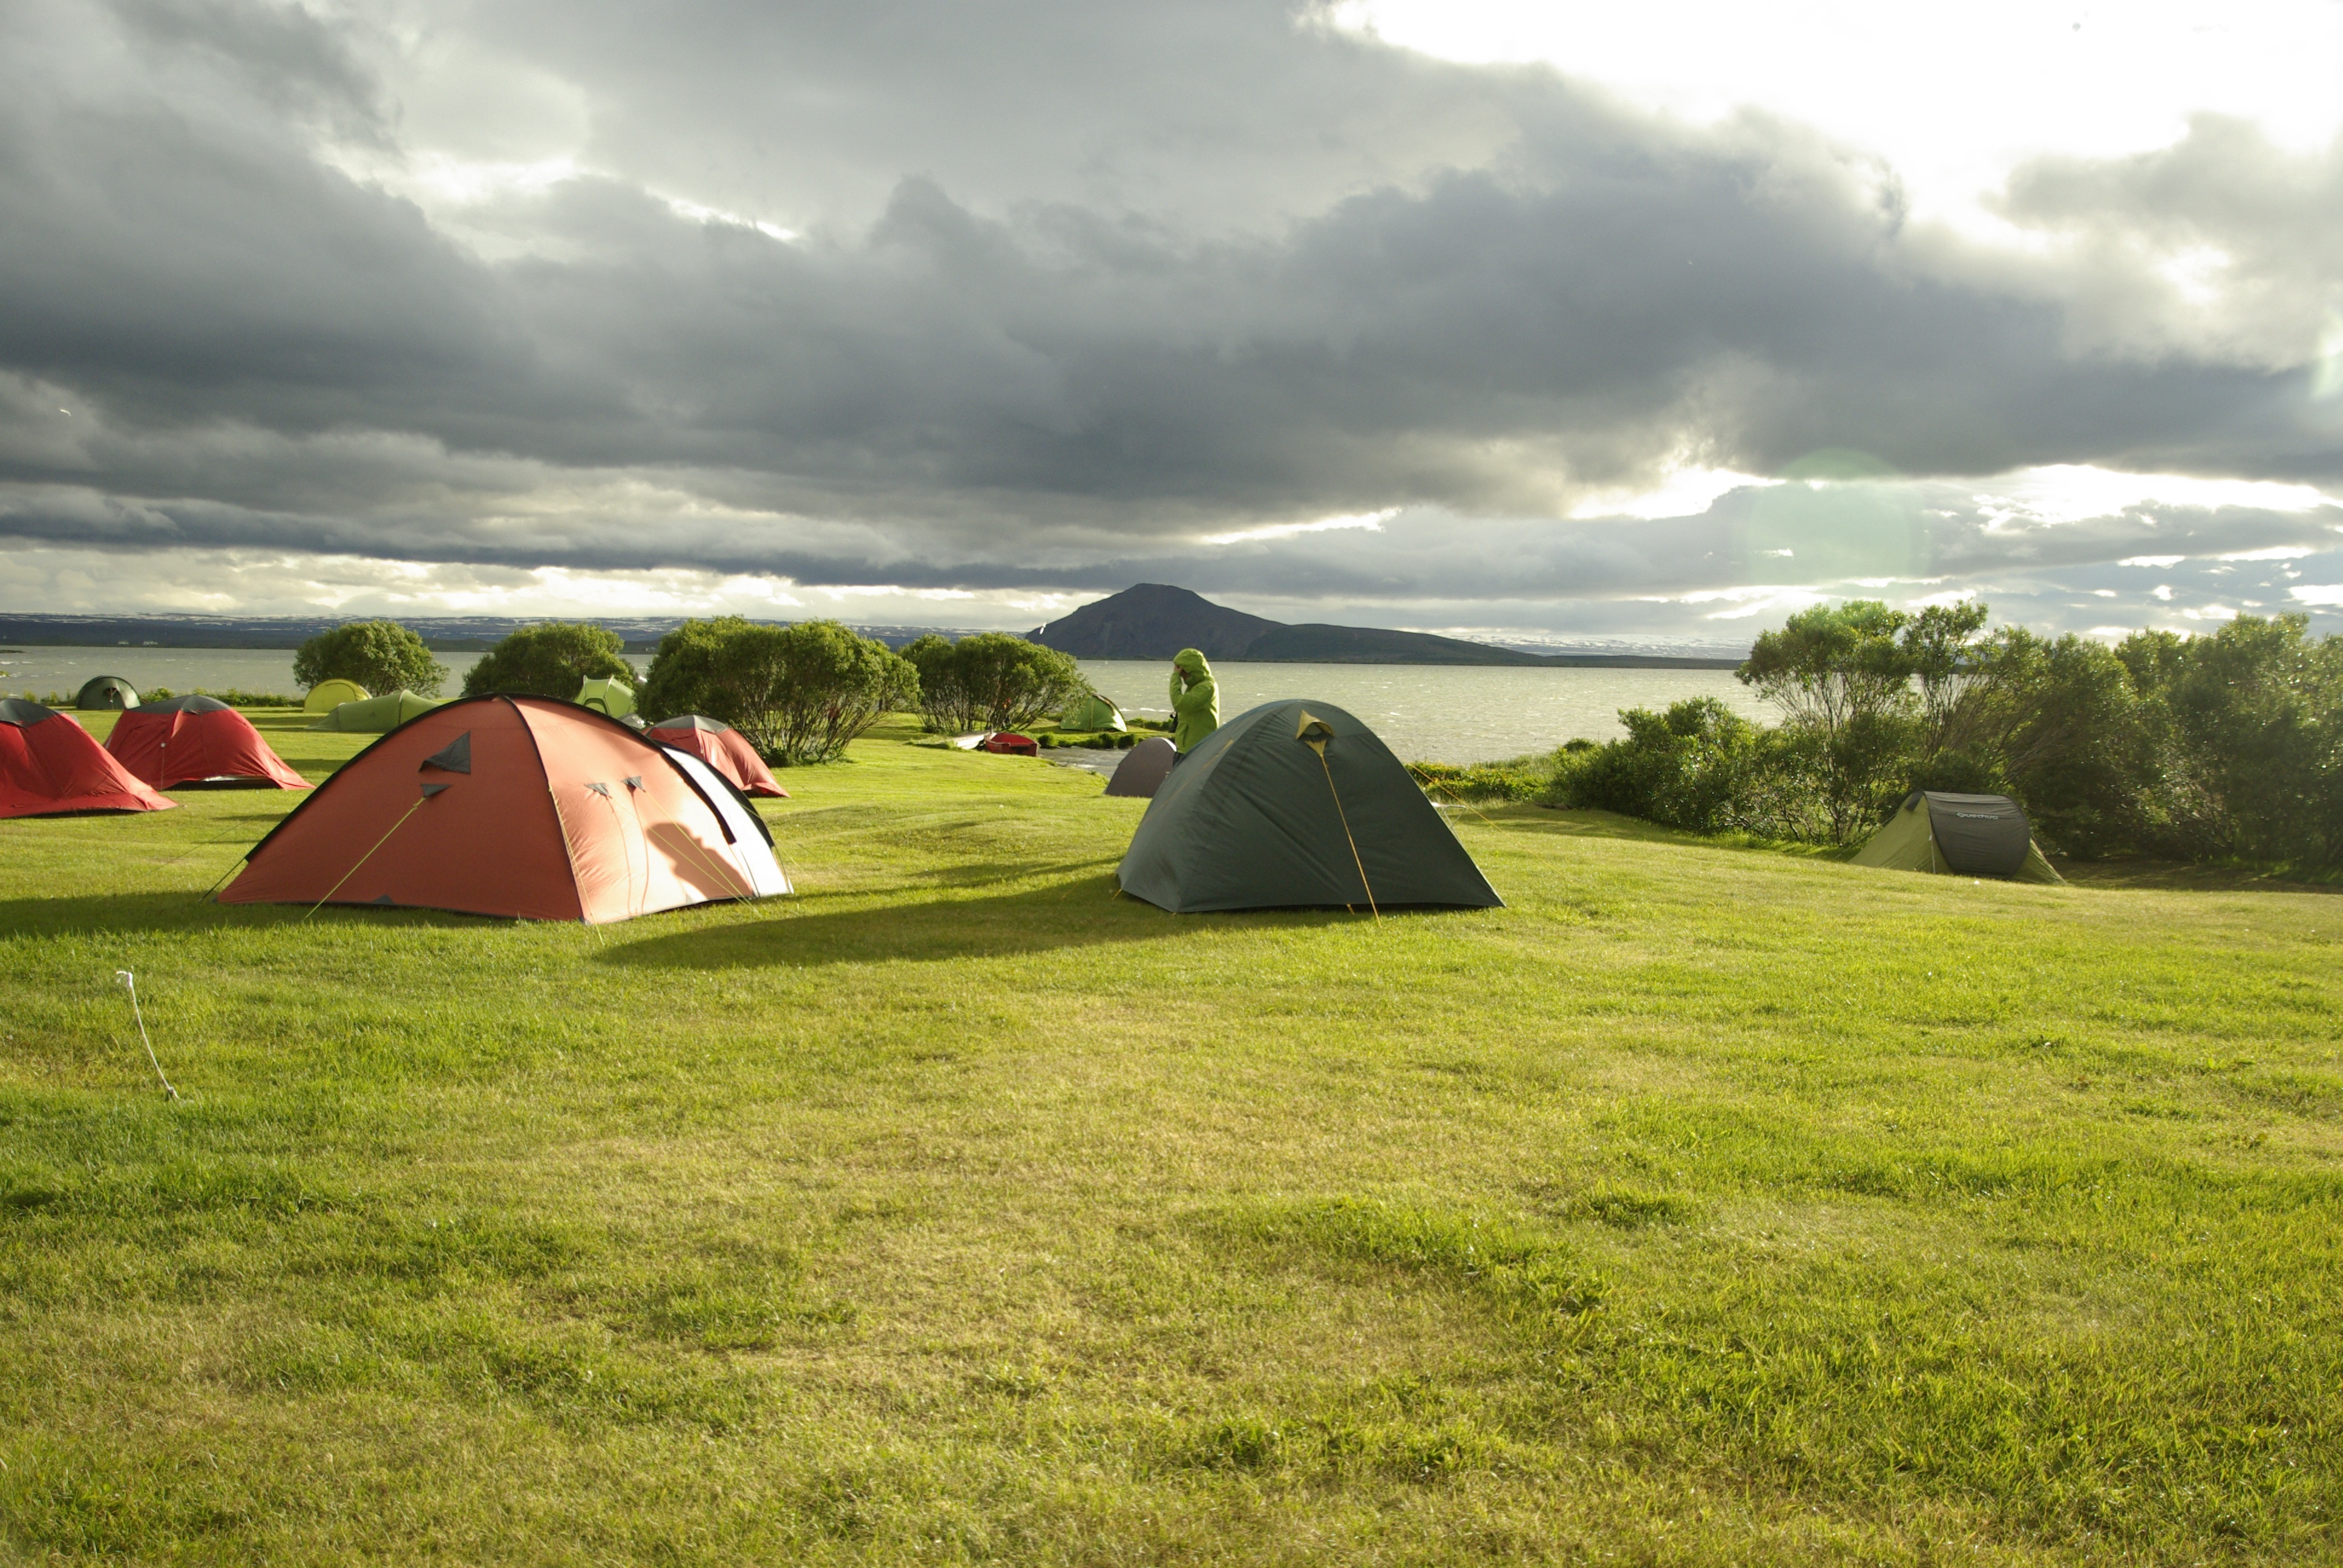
[1852, 791, 2063, 883]
[75, 676, 139, 710]
[644, 714, 787, 798]
[1116, 699, 1501, 913]
[0, 699, 174, 818]
[105, 696, 309, 791]
[220, 694, 788, 922]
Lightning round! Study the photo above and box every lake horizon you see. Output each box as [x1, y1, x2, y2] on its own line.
[0, 645, 1769, 763]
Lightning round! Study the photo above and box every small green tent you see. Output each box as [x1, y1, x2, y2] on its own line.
[303, 678, 370, 713]
[75, 676, 139, 710]
[307, 690, 447, 732]
[1116, 699, 1502, 913]
[1061, 693, 1127, 732]
[1852, 791, 2063, 883]
[576, 675, 637, 719]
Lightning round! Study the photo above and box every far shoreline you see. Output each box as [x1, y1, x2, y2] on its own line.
[0, 637, 1742, 671]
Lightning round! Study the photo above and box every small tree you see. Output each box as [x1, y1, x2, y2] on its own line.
[640, 617, 749, 725]
[1898, 599, 1991, 757]
[292, 620, 446, 697]
[1738, 601, 1919, 841]
[764, 621, 920, 763]
[2120, 614, 2343, 864]
[900, 635, 964, 730]
[640, 617, 917, 764]
[903, 632, 1087, 733]
[1927, 627, 2150, 858]
[460, 622, 633, 700]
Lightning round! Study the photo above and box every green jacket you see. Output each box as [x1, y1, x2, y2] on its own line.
[1169, 648, 1220, 752]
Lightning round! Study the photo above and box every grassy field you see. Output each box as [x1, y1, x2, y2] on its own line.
[2, 710, 2339, 1565]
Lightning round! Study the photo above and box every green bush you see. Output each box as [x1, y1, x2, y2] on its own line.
[1542, 699, 1824, 838]
[2117, 616, 2343, 864]
[140, 688, 296, 707]
[902, 633, 1088, 734]
[1545, 604, 2343, 867]
[460, 623, 632, 701]
[640, 618, 916, 765]
[1409, 757, 1555, 803]
[293, 621, 446, 697]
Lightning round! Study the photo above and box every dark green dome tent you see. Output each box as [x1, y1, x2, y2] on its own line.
[75, 676, 139, 710]
[1852, 791, 2063, 883]
[1116, 699, 1502, 913]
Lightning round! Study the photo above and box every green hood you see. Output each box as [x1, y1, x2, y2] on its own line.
[1168, 649, 1220, 751]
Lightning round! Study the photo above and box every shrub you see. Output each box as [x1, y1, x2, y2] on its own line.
[2117, 615, 2343, 864]
[902, 633, 1088, 734]
[1548, 604, 2343, 867]
[1408, 757, 1554, 803]
[640, 618, 917, 765]
[141, 688, 295, 707]
[293, 621, 446, 697]
[460, 623, 632, 701]
[1545, 698, 1824, 840]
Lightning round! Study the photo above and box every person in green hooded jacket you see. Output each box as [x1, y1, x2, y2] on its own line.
[1168, 648, 1220, 752]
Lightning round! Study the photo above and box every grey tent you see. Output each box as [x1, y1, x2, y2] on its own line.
[1852, 791, 2063, 883]
[1116, 699, 1502, 912]
[75, 676, 139, 710]
[1104, 736, 1178, 798]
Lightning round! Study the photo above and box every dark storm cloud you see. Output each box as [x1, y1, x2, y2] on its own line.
[0, 0, 2337, 612]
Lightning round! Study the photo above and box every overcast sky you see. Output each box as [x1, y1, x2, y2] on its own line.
[2, 0, 2339, 648]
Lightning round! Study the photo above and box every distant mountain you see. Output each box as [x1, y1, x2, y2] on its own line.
[1245, 623, 1550, 665]
[1030, 586, 1743, 668]
[1025, 584, 1280, 661]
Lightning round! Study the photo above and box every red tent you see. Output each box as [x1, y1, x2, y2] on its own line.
[218, 694, 788, 923]
[0, 699, 174, 818]
[643, 714, 788, 798]
[104, 696, 309, 791]
[982, 733, 1038, 757]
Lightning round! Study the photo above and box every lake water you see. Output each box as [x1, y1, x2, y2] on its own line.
[1075, 660, 1765, 762]
[0, 645, 1768, 763]
[0, 646, 652, 701]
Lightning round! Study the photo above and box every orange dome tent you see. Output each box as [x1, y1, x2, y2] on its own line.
[218, 695, 788, 922]
[643, 714, 788, 799]
[105, 696, 309, 791]
[0, 699, 174, 818]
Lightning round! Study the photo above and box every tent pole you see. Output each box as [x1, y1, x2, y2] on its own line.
[1312, 745, 1380, 922]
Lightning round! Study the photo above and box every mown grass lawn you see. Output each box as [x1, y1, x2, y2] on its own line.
[2, 711, 2339, 1566]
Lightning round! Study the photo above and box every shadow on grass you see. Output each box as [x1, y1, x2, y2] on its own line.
[1478, 805, 1849, 860]
[594, 872, 1362, 970]
[1493, 806, 2343, 895]
[0, 890, 512, 938]
[889, 857, 1117, 891]
[2054, 858, 2343, 895]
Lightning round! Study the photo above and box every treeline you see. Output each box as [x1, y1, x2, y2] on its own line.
[1547, 602, 2343, 867]
[296, 616, 1090, 765]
